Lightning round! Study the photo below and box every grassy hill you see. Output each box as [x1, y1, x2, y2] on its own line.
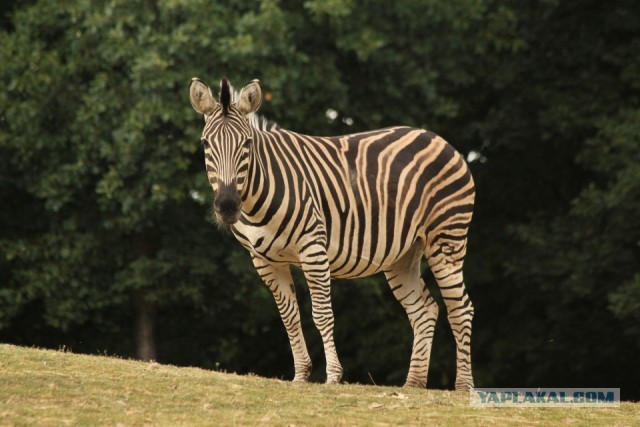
[0, 344, 637, 426]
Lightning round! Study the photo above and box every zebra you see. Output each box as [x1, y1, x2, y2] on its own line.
[188, 77, 475, 390]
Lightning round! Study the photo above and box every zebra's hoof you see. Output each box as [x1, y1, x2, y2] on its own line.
[455, 380, 474, 391]
[403, 380, 426, 388]
[326, 364, 343, 384]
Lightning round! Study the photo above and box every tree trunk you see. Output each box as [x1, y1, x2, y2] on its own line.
[133, 289, 157, 361]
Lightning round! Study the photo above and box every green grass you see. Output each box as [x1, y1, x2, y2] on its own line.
[0, 344, 637, 426]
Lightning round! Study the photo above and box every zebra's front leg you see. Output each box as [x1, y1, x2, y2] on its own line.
[254, 258, 312, 382]
[301, 254, 343, 384]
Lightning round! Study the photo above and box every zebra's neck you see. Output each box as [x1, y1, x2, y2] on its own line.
[240, 128, 270, 210]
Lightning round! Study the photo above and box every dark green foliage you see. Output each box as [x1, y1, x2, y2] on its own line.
[1, 0, 639, 399]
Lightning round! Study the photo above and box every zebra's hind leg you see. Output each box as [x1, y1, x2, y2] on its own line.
[385, 241, 439, 388]
[253, 258, 312, 382]
[427, 238, 474, 391]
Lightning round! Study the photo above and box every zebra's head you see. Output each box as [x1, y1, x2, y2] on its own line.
[189, 77, 262, 225]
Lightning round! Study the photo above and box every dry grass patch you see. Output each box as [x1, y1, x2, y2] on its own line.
[0, 344, 637, 426]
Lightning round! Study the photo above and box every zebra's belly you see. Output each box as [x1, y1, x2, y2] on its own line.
[232, 211, 420, 275]
[327, 244, 420, 279]
[324, 214, 423, 279]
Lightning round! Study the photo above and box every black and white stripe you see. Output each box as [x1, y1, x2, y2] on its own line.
[189, 77, 475, 390]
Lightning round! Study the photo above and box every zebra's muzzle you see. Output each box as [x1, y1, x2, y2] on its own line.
[214, 187, 241, 225]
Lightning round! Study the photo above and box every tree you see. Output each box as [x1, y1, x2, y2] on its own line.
[0, 0, 282, 360]
[469, 0, 640, 397]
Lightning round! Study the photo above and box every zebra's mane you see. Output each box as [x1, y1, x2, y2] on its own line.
[222, 80, 279, 132]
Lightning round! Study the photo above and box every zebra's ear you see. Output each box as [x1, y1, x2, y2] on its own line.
[236, 80, 262, 116]
[189, 78, 218, 116]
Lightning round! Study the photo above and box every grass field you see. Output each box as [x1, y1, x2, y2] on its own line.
[0, 344, 637, 426]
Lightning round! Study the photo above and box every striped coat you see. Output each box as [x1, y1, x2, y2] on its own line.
[189, 77, 475, 390]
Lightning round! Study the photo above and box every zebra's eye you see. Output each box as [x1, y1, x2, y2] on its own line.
[242, 138, 252, 149]
[201, 138, 208, 148]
